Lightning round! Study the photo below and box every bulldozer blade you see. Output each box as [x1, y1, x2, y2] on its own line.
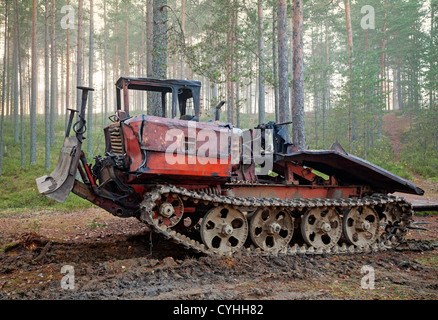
[35, 136, 82, 203]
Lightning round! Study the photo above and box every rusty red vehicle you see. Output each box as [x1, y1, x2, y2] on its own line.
[36, 77, 424, 256]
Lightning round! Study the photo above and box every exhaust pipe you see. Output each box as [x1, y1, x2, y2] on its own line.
[214, 100, 226, 121]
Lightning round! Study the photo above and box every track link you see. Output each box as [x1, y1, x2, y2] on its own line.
[139, 185, 414, 257]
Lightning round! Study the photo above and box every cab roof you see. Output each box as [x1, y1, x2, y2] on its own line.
[115, 77, 201, 92]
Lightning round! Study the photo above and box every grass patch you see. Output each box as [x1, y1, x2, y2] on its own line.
[414, 211, 438, 216]
[312, 169, 329, 180]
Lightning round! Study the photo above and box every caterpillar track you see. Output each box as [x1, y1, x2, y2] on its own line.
[139, 185, 414, 257]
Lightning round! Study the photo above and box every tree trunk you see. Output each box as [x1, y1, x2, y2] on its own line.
[125, 0, 129, 76]
[344, 0, 355, 151]
[146, 0, 153, 113]
[289, 14, 293, 119]
[236, 63, 240, 128]
[381, 0, 387, 110]
[44, 0, 51, 169]
[150, 0, 168, 116]
[278, 0, 290, 129]
[0, 0, 9, 178]
[226, 0, 236, 124]
[311, 27, 318, 149]
[14, 0, 24, 166]
[113, 2, 119, 83]
[257, 0, 265, 125]
[429, 1, 435, 109]
[76, 0, 83, 112]
[180, 0, 186, 79]
[50, 0, 57, 146]
[5, 22, 10, 123]
[322, 20, 330, 149]
[30, 0, 37, 165]
[146, 0, 153, 77]
[65, 0, 70, 125]
[210, 37, 218, 120]
[103, 0, 108, 126]
[139, 14, 145, 112]
[292, 0, 305, 150]
[13, 38, 18, 144]
[272, 5, 279, 123]
[88, 0, 94, 157]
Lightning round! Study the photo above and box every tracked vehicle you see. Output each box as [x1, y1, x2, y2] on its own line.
[36, 78, 424, 256]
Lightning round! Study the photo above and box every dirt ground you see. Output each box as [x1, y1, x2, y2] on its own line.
[0, 205, 437, 301]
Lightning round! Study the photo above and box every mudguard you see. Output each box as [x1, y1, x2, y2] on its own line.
[282, 150, 424, 196]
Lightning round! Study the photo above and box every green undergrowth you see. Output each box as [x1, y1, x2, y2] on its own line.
[400, 146, 438, 180]
[0, 115, 103, 215]
[398, 123, 438, 180]
[360, 136, 413, 180]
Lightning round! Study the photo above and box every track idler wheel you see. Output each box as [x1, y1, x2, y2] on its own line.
[200, 206, 248, 254]
[342, 206, 379, 247]
[249, 208, 294, 252]
[152, 194, 184, 228]
[301, 207, 342, 250]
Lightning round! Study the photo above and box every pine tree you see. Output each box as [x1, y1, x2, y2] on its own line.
[88, 0, 94, 157]
[30, 0, 37, 165]
[257, 0, 265, 125]
[150, 0, 168, 116]
[0, 0, 9, 179]
[44, 0, 51, 170]
[278, 0, 290, 128]
[292, 0, 305, 150]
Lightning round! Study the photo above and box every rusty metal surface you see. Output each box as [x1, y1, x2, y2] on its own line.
[121, 115, 233, 178]
[142, 152, 231, 178]
[230, 184, 361, 199]
[281, 150, 424, 196]
[124, 115, 231, 156]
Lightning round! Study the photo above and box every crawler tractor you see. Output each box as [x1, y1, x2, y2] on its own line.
[36, 78, 424, 256]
